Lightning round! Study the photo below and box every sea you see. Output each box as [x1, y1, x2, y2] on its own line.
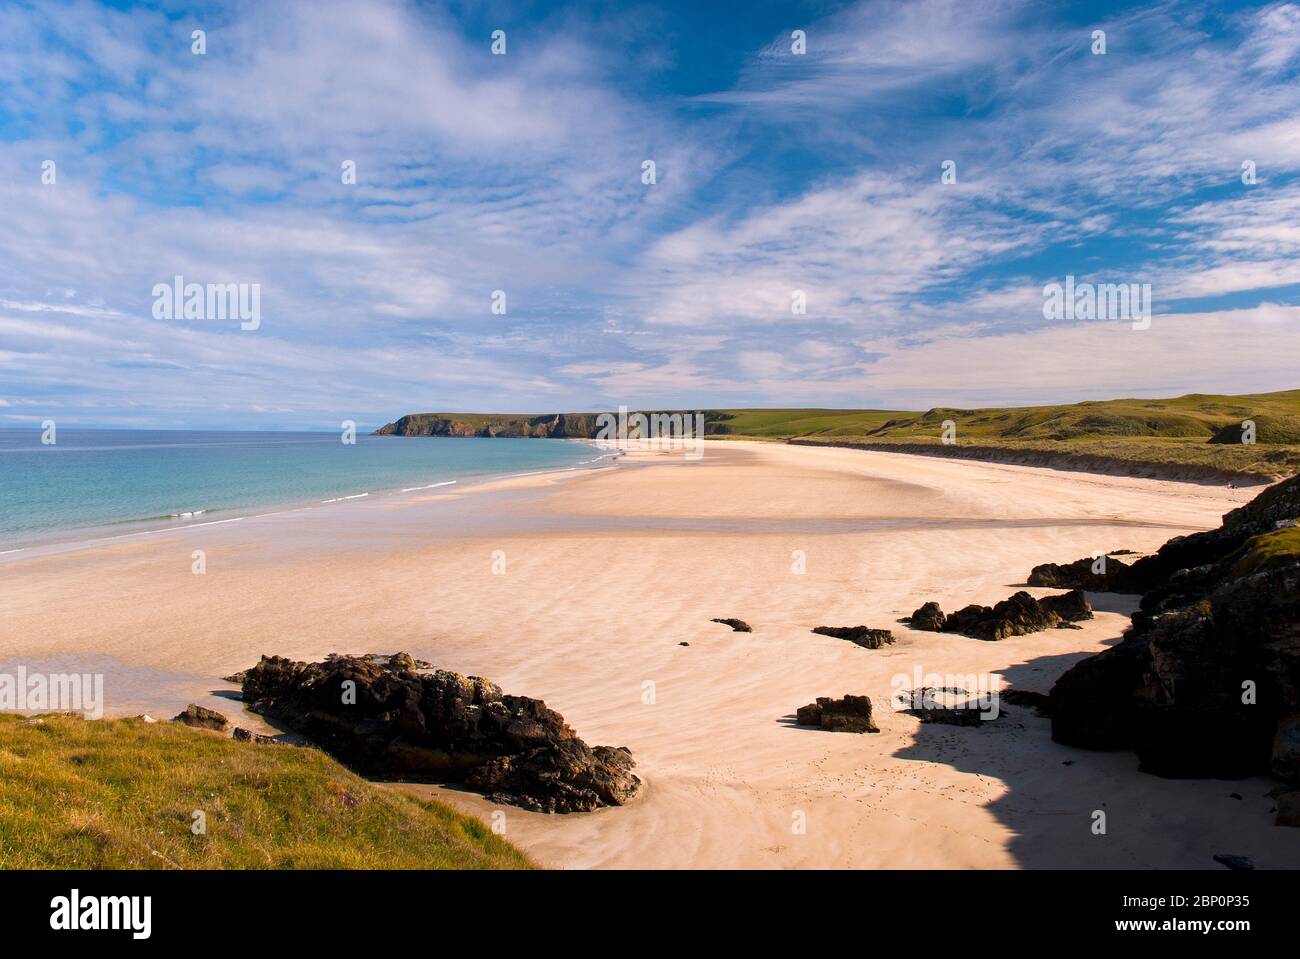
[0, 428, 610, 548]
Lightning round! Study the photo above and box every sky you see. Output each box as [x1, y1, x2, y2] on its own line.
[1, 0, 1300, 429]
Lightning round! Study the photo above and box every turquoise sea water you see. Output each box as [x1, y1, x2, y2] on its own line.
[0, 429, 607, 547]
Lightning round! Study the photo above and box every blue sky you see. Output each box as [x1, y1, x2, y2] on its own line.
[1, 0, 1299, 429]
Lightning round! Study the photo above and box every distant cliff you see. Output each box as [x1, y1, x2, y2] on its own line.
[375, 413, 599, 438]
[374, 411, 726, 438]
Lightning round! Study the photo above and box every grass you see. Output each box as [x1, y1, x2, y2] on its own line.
[705, 390, 1300, 481]
[0, 714, 533, 869]
[1231, 526, 1300, 578]
[787, 433, 1300, 480]
[702, 408, 909, 438]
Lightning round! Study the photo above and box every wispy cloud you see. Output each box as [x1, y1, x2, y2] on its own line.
[0, 0, 1298, 426]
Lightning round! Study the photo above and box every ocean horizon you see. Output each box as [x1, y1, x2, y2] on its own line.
[0, 428, 609, 548]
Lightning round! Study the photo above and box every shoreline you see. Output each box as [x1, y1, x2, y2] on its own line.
[0, 439, 620, 560]
[3, 440, 1296, 868]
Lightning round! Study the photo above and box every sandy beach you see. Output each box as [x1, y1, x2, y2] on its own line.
[2, 439, 1296, 869]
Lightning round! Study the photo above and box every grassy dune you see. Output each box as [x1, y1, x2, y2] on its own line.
[727, 391, 1300, 482]
[0, 714, 532, 869]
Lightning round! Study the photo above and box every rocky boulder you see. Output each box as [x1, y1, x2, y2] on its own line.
[941, 590, 1092, 641]
[711, 618, 753, 632]
[1028, 555, 1138, 592]
[173, 704, 230, 731]
[236, 652, 641, 813]
[232, 726, 279, 745]
[811, 626, 895, 649]
[905, 602, 946, 631]
[795, 695, 879, 733]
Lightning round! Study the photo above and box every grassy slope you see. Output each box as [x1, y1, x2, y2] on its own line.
[1231, 526, 1300, 577]
[711, 391, 1300, 481]
[0, 714, 532, 869]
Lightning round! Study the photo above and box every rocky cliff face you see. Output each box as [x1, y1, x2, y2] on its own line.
[1049, 475, 1300, 789]
[374, 410, 722, 439]
[374, 413, 611, 438]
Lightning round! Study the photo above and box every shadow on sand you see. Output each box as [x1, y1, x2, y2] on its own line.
[889, 593, 1293, 868]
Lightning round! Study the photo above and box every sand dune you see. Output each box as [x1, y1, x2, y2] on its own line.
[2, 440, 1295, 868]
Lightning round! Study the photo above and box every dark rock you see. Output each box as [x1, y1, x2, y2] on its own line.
[710, 618, 753, 632]
[1277, 792, 1300, 827]
[172, 704, 230, 731]
[1040, 589, 1095, 623]
[811, 625, 895, 649]
[905, 602, 946, 631]
[1123, 526, 1259, 597]
[388, 652, 419, 672]
[1050, 474, 1300, 780]
[902, 687, 997, 725]
[236, 653, 641, 813]
[941, 590, 1092, 641]
[795, 702, 823, 726]
[1229, 792, 1243, 800]
[909, 704, 987, 726]
[1212, 854, 1255, 870]
[795, 695, 879, 733]
[678, 642, 689, 647]
[1028, 555, 1138, 592]
[1273, 715, 1300, 783]
[222, 671, 247, 685]
[467, 741, 640, 813]
[1000, 689, 1052, 717]
[232, 726, 279, 745]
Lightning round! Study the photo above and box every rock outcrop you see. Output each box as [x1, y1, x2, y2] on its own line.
[1027, 555, 1139, 592]
[905, 601, 946, 631]
[233, 726, 279, 744]
[1049, 475, 1300, 790]
[941, 589, 1093, 641]
[811, 625, 895, 649]
[172, 704, 229, 731]
[711, 617, 753, 632]
[795, 695, 879, 733]
[236, 652, 641, 813]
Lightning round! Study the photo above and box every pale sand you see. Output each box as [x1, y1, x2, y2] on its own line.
[2, 440, 1297, 869]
